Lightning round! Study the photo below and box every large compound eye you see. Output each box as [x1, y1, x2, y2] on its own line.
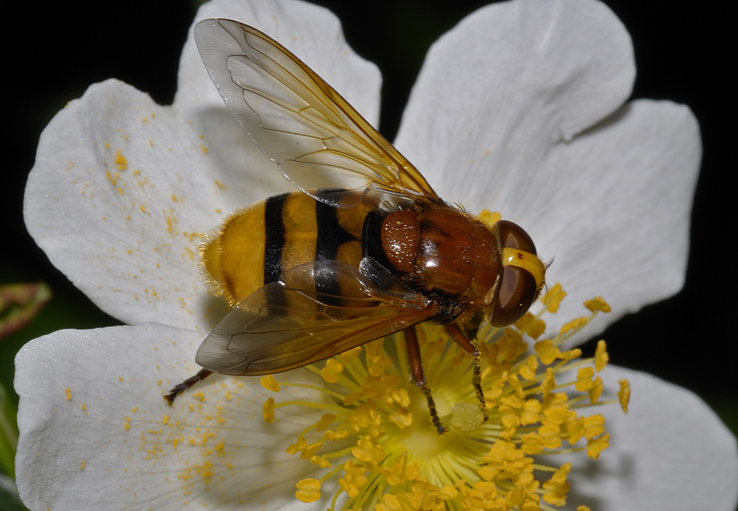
[491, 220, 539, 327]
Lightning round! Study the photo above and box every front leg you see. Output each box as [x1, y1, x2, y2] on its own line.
[403, 326, 446, 434]
[445, 323, 488, 424]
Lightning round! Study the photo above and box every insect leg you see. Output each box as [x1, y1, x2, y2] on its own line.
[445, 323, 488, 424]
[164, 369, 213, 405]
[404, 326, 446, 434]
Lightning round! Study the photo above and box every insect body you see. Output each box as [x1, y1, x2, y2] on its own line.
[165, 19, 546, 433]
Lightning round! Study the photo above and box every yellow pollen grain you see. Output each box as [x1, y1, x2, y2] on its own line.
[80, 460, 86, 470]
[114, 149, 128, 170]
[65, 387, 72, 400]
[201, 432, 215, 446]
[618, 379, 630, 413]
[201, 145, 209, 154]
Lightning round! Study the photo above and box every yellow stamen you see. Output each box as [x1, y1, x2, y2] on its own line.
[584, 296, 612, 313]
[541, 282, 567, 313]
[575, 366, 595, 392]
[586, 433, 610, 459]
[321, 359, 345, 383]
[542, 462, 571, 506]
[262, 397, 275, 423]
[594, 340, 609, 371]
[260, 374, 280, 392]
[560, 317, 588, 334]
[257, 283, 625, 511]
[295, 478, 321, 503]
[589, 376, 604, 404]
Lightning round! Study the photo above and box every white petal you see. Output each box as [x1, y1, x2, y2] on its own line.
[396, 0, 634, 194]
[534, 100, 700, 341]
[564, 366, 738, 510]
[24, 80, 225, 331]
[15, 324, 330, 511]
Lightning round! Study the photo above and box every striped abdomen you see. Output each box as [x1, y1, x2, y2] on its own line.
[201, 191, 378, 306]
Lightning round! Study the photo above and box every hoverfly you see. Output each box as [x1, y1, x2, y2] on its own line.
[165, 19, 546, 434]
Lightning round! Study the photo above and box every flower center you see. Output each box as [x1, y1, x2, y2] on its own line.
[261, 282, 629, 511]
[389, 389, 451, 455]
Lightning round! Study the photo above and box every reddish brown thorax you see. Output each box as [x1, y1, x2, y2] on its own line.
[380, 205, 501, 308]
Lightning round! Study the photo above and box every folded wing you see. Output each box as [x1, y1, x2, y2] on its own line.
[195, 19, 439, 208]
[196, 259, 437, 375]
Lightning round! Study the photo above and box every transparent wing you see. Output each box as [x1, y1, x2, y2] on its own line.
[194, 18, 439, 208]
[195, 259, 437, 375]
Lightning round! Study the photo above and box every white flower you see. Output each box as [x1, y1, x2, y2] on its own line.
[16, 0, 737, 510]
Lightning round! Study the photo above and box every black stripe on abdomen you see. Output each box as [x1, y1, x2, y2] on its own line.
[315, 194, 356, 262]
[263, 193, 287, 285]
[315, 192, 357, 299]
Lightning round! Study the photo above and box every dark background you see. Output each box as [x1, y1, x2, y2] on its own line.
[3, 0, 735, 468]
